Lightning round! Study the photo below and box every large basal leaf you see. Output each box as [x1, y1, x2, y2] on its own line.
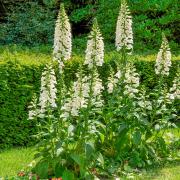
[70, 153, 85, 168]
[133, 131, 142, 145]
[55, 164, 65, 177]
[34, 160, 49, 179]
[85, 141, 95, 158]
[62, 170, 74, 180]
[115, 124, 129, 150]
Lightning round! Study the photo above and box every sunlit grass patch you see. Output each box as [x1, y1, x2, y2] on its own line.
[0, 45, 179, 66]
[0, 147, 34, 177]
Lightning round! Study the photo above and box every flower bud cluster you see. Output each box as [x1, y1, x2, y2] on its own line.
[38, 65, 57, 118]
[115, 0, 133, 52]
[155, 34, 171, 76]
[107, 69, 122, 94]
[84, 20, 104, 69]
[124, 63, 140, 98]
[53, 4, 72, 72]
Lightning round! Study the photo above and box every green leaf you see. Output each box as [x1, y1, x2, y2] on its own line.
[71, 154, 85, 168]
[115, 124, 128, 150]
[55, 164, 65, 177]
[62, 170, 74, 180]
[133, 131, 141, 145]
[34, 160, 49, 178]
[85, 142, 95, 157]
[124, 164, 132, 172]
[97, 152, 104, 166]
[34, 152, 42, 159]
[99, 133, 105, 143]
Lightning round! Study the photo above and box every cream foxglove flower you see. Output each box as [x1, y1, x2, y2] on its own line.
[155, 33, 172, 76]
[137, 90, 152, 111]
[38, 65, 57, 118]
[91, 68, 104, 108]
[53, 3, 72, 72]
[107, 68, 122, 94]
[167, 74, 180, 100]
[61, 68, 104, 119]
[28, 94, 38, 120]
[60, 73, 90, 119]
[84, 19, 104, 69]
[124, 63, 140, 98]
[115, 0, 133, 52]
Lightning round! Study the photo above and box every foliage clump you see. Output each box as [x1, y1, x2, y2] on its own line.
[24, 2, 180, 179]
[0, 0, 179, 52]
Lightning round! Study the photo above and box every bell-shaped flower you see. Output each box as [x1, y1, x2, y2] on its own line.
[53, 3, 72, 72]
[91, 68, 104, 108]
[107, 67, 122, 94]
[28, 94, 38, 120]
[167, 74, 180, 100]
[38, 65, 57, 118]
[84, 19, 104, 69]
[124, 63, 140, 98]
[155, 33, 172, 76]
[115, 0, 133, 53]
[60, 72, 90, 119]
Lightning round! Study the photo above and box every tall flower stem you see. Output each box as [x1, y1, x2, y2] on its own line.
[47, 107, 56, 158]
[82, 62, 96, 148]
[82, 18, 104, 144]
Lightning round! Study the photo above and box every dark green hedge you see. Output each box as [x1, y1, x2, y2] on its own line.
[0, 62, 42, 149]
[0, 59, 179, 149]
[0, 0, 179, 52]
[96, 0, 180, 52]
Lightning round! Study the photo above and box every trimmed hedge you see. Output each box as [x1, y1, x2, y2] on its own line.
[0, 62, 42, 149]
[0, 54, 179, 149]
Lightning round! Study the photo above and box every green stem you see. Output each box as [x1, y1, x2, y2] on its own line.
[150, 75, 164, 125]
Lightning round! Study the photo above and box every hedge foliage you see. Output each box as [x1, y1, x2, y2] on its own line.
[0, 0, 179, 52]
[0, 47, 179, 149]
[96, 0, 180, 51]
[0, 62, 40, 149]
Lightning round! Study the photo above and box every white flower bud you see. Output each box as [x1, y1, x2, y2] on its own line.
[155, 33, 172, 76]
[53, 4, 72, 72]
[84, 19, 104, 69]
[124, 63, 140, 98]
[38, 65, 57, 117]
[115, 0, 133, 52]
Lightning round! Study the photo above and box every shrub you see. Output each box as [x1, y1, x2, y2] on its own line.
[0, 0, 179, 52]
[0, 61, 42, 149]
[0, 2, 56, 45]
[0, 49, 179, 149]
[96, 0, 179, 52]
[26, 18, 179, 178]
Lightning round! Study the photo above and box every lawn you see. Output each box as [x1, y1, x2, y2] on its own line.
[0, 147, 35, 178]
[0, 45, 180, 66]
[133, 162, 180, 180]
[0, 147, 179, 179]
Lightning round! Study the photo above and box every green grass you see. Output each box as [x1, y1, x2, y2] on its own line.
[0, 147, 35, 178]
[135, 162, 180, 180]
[0, 45, 179, 66]
[0, 147, 179, 179]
